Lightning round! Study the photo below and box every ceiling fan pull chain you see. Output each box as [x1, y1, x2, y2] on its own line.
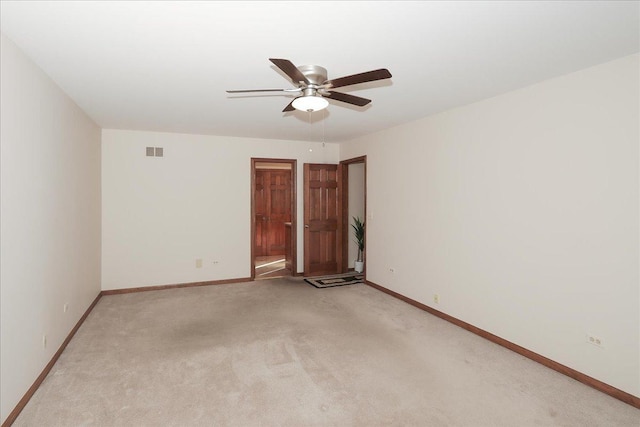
[308, 111, 313, 152]
[322, 109, 326, 148]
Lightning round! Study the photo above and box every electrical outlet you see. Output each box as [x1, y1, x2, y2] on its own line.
[195, 259, 203, 268]
[433, 294, 440, 304]
[389, 268, 395, 273]
[587, 334, 603, 348]
[212, 260, 219, 265]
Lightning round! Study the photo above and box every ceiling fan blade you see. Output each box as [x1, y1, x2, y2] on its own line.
[269, 58, 310, 85]
[324, 69, 392, 89]
[323, 91, 371, 107]
[226, 89, 288, 93]
[282, 100, 296, 112]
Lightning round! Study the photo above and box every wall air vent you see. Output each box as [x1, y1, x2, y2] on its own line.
[146, 147, 164, 157]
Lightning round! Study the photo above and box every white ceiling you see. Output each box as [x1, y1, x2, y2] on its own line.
[1, 1, 638, 143]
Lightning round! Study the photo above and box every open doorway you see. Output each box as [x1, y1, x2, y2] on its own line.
[251, 158, 296, 280]
[341, 156, 366, 274]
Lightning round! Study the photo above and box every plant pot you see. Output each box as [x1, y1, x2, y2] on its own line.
[354, 260, 364, 273]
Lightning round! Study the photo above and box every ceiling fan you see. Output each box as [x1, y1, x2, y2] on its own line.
[226, 58, 392, 113]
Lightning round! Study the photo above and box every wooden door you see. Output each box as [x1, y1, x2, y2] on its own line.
[266, 170, 291, 255]
[255, 170, 268, 256]
[255, 169, 291, 256]
[304, 163, 342, 276]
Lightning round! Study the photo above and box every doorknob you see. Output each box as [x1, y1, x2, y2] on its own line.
[304, 224, 309, 228]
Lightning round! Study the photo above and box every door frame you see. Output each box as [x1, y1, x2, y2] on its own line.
[340, 155, 367, 275]
[251, 158, 297, 280]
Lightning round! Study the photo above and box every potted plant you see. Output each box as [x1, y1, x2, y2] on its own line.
[352, 216, 365, 273]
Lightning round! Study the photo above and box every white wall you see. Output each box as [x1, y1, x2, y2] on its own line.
[348, 163, 365, 266]
[0, 34, 102, 422]
[102, 129, 339, 290]
[340, 54, 639, 397]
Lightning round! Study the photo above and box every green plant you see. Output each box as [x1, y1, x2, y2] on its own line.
[352, 216, 365, 262]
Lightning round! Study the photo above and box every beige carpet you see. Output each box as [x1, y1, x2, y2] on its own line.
[14, 278, 640, 426]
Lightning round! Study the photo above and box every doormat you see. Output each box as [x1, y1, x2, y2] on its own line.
[304, 272, 364, 289]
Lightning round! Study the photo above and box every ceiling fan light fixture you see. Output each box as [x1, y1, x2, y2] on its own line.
[292, 95, 329, 112]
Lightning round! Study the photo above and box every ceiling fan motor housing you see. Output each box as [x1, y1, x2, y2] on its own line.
[297, 65, 328, 86]
[301, 88, 318, 97]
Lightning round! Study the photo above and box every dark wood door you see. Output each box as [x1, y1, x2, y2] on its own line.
[304, 163, 342, 276]
[255, 169, 291, 256]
